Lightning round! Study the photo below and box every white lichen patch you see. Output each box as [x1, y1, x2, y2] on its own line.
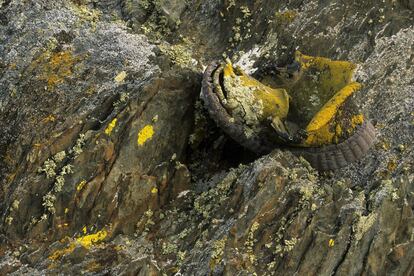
[38, 134, 85, 216]
[161, 241, 178, 255]
[354, 213, 378, 241]
[71, 133, 86, 157]
[234, 46, 261, 74]
[53, 151, 66, 162]
[42, 192, 57, 214]
[38, 159, 57, 178]
[223, 72, 264, 126]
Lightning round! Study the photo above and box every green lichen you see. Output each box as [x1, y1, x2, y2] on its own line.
[158, 43, 195, 68]
[162, 241, 178, 255]
[39, 134, 85, 216]
[274, 10, 298, 24]
[53, 151, 66, 162]
[245, 221, 260, 264]
[38, 159, 57, 178]
[274, 236, 298, 257]
[354, 213, 377, 242]
[69, 2, 102, 30]
[210, 236, 228, 269]
[193, 170, 238, 219]
[71, 133, 86, 157]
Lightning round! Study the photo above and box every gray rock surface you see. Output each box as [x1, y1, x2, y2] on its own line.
[0, 0, 413, 275]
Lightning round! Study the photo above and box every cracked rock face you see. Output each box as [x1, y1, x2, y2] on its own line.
[0, 0, 413, 275]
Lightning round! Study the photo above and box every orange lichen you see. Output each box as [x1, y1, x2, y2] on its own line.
[31, 50, 82, 89]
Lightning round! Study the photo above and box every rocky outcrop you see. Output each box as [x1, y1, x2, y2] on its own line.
[0, 0, 413, 275]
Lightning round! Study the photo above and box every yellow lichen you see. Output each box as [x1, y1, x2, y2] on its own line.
[104, 118, 117, 135]
[114, 71, 127, 83]
[77, 229, 107, 248]
[48, 242, 77, 261]
[306, 82, 361, 132]
[223, 63, 290, 120]
[151, 187, 158, 194]
[329, 239, 335, 247]
[76, 180, 87, 191]
[137, 125, 154, 146]
[268, 51, 363, 146]
[350, 114, 364, 130]
[48, 229, 108, 261]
